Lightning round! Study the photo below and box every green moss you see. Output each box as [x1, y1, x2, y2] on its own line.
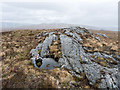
[36, 62, 42, 67]
[46, 64, 50, 67]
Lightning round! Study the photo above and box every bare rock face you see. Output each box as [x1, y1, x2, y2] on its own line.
[30, 27, 120, 89]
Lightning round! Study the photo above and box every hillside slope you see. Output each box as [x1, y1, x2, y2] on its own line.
[1, 27, 120, 89]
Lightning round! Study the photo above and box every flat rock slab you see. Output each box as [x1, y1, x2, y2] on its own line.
[40, 58, 60, 70]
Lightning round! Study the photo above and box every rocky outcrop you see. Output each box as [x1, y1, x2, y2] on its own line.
[30, 27, 120, 89]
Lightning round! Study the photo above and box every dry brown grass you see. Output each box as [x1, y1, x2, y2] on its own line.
[1, 29, 88, 88]
[1, 28, 118, 88]
[90, 29, 118, 43]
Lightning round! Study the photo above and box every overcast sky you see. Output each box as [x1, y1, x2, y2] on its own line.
[1, 0, 119, 30]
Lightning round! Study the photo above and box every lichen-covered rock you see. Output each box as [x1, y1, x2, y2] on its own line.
[30, 27, 120, 89]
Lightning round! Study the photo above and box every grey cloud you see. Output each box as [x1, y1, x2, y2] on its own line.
[3, 2, 69, 12]
[2, 1, 118, 30]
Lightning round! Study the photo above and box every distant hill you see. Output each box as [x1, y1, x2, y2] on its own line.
[1, 22, 118, 32]
[1, 22, 76, 32]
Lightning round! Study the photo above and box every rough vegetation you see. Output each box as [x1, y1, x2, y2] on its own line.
[1, 27, 120, 89]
